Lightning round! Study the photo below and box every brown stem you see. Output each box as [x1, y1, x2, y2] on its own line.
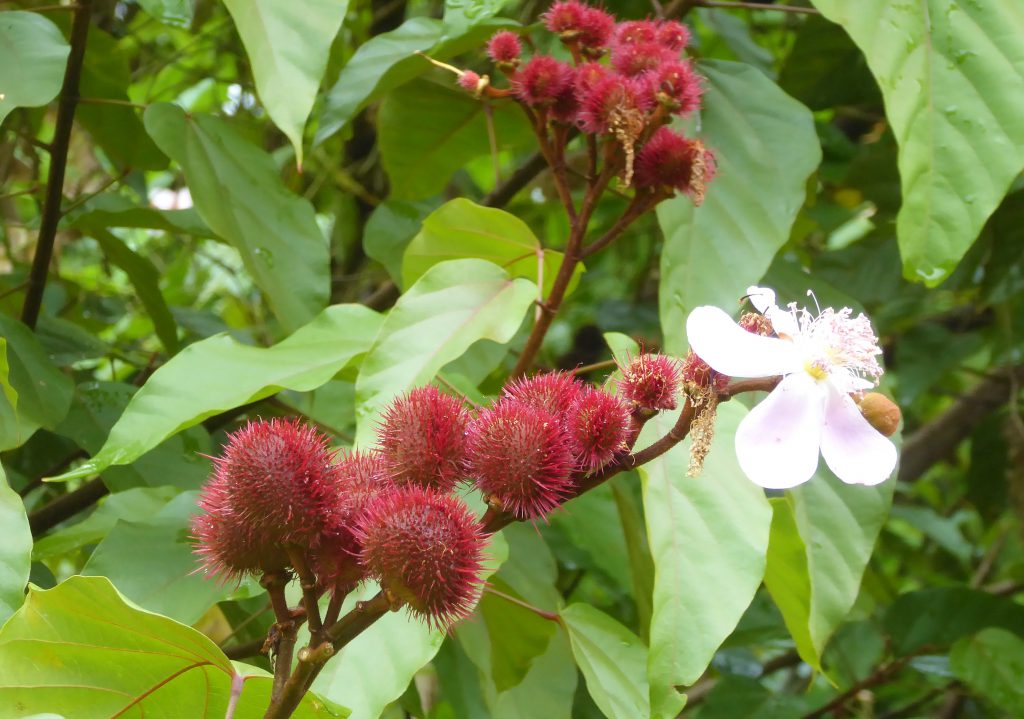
[579, 195, 657, 259]
[261, 572, 298, 703]
[28, 477, 108, 535]
[484, 586, 561, 622]
[21, 0, 94, 329]
[286, 547, 324, 643]
[802, 657, 913, 719]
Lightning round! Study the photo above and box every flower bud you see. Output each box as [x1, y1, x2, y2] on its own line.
[618, 353, 682, 410]
[378, 386, 471, 493]
[457, 70, 488, 96]
[487, 31, 522, 67]
[468, 398, 575, 519]
[356, 486, 487, 628]
[569, 387, 632, 471]
[857, 392, 901, 437]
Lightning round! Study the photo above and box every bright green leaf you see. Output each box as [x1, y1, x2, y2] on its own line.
[810, 0, 1024, 285]
[0, 464, 31, 623]
[354, 259, 536, 444]
[402, 199, 582, 297]
[561, 603, 650, 719]
[0, 12, 69, 127]
[223, 0, 349, 165]
[639, 401, 772, 706]
[0, 575, 340, 717]
[379, 76, 534, 200]
[136, 0, 192, 27]
[442, 0, 514, 36]
[657, 60, 820, 353]
[950, 628, 1024, 715]
[48, 304, 382, 482]
[144, 103, 330, 331]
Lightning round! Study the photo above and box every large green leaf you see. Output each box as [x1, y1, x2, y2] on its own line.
[49, 304, 382, 482]
[884, 587, 1024, 656]
[810, 0, 1024, 285]
[764, 472, 893, 671]
[561, 603, 650, 719]
[0, 576, 341, 717]
[315, 17, 515, 144]
[0, 315, 73, 452]
[143, 103, 329, 331]
[0, 12, 69, 127]
[950, 628, 1024, 716]
[223, 0, 348, 165]
[0, 464, 30, 623]
[364, 199, 439, 286]
[402, 199, 582, 297]
[479, 579, 557, 692]
[656, 60, 820, 353]
[354, 259, 536, 444]
[81, 492, 246, 626]
[639, 401, 772, 712]
[379, 76, 533, 200]
[312, 586, 445, 719]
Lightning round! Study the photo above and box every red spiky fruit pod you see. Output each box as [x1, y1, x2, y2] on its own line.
[576, 6, 616, 53]
[611, 41, 676, 77]
[681, 350, 730, 392]
[543, 0, 586, 36]
[568, 387, 632, 472]
[634, 127, 715, 203]
[513, 56, 575, 108]
[377, 386, 471, 492]
[356, 486, 487, 628]
[577, 73, 653, 135]
[467, 398, 575, 519]
[487, 30, 522, 66]
[202, 418, 339, 552]
[502, 370, 585, 418]
[653, 61, 701, 115]
[312, 450, 393, 587]
[575, 61, 611, 94]
[739, 311, 773, 336]
[458, 70, 484, 94]
[618, 353, 682, 410]
[615, 19, 659, 46]
[656, 20, 691, 51]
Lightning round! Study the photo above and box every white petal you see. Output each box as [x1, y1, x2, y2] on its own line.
[686, 306, 801, 378]
[745, 286, 777, 314]
[820, 384, 898, 486]
[765, 306, 800, 338]
[734, 373, 825, 489]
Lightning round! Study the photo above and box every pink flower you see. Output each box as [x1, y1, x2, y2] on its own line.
[685, 286, 898, 489]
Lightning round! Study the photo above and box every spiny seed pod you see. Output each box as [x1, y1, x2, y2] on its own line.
[502, 370, 585, 418]
[487, 30, 522, 66]
[576, 7, 615, 52]
[578, 74, 653, 135]
[202, 418, 340, 553]
[619, 353, 682, 410]
[681, 350, 729, 392]
[615, 19, 659, 46]
[458, 70, 487, 96]
[569, 387, 632, 472]
[654, 61, 701, 115]
[543, 0, 586, 36]
[634, 127, 715, 203]
[857, 392, 902, 437]
[378, 386, 471, 493]
[356, 486, 486, 628]
[513, 55, 575, 107]
[612, 41, 675, 77]
[739, 311, 773, 336]
[656, 20, 691, 51]
[312, 450, 393, 587]
[468, 398, 575, 519]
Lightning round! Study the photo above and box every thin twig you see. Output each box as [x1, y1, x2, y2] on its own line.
[484, 586, 561, 622]
[77, 96, 148, 110]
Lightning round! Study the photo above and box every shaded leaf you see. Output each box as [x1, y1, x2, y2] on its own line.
[480, 579, 556, 692]
[657, 60, 820, 353]
[810, 0, 1024, 285]
[364, 199, 439, 286]
[949, 628, 1024, 716]
[0, 12, 69, 127]
[136, 0, 192, 27]
[49, 304, 382, 482]
[0, 464, 31, 623]
[885, 587, 1024, 656]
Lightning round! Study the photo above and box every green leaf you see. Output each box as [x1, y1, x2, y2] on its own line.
[354, 259, 536, 444]
[0, 464, 31, 623]
[223, 0, 348, 165]
[657, 60, 820, 353]
[365, 199, 439, 286]
[379, 76, 533, 200]
[402, 199, 582, 297]
[479, 579, 556, 692]
[0, 315, 74, 452]
[48, 304, 382, 482]
[82, 491, 244, 625]
[810, 0, 1024, 285]
[765, 472, 893, 670]
[885, 587, 1024, 656]
[442, 0, 514, 36]
[68, 193, 213, 237]
[950, 628, 1024, 716]
[639, 402, 772, 704]
[0, 12, 69, 127]
[312, 584, 445, 719]
[32, 486, 180, 560]
[0, 575, 340, 717]
[93, 230, 179, 355]
[315, 17, 516, 144]
[143, 103, 329, 331]
[603, 332, 639, 366]
[0, 339, 19, 452]
[561, 603, 650, 719]
[136, 0, 192, 27]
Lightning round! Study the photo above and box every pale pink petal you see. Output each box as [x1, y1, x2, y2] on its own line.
[820, 384, 898, 486]
[734, 373, 825, 489]
[687, 306, 801, 378]
[765, 305, 799, 338]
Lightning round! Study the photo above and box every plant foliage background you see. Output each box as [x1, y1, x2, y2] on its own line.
[1, 0, 1024, 717]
